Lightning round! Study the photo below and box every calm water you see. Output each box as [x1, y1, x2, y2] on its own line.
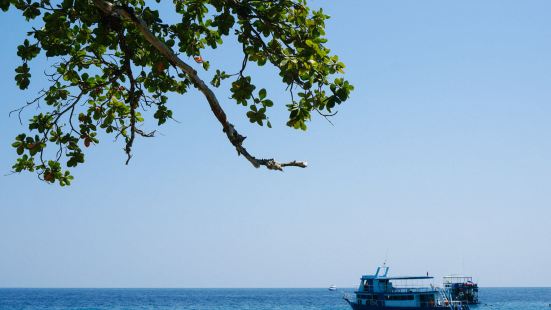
[0, 288, 550, 309]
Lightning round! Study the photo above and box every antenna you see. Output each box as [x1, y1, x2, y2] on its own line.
[383, 249, 389, 267]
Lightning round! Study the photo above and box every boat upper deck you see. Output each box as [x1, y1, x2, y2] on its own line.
[443, 275, 475, 284]
[357, 266, 440, 295]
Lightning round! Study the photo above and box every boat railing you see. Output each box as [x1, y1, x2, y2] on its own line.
[387, 287, 437, 293]
[443, 276, 473, 285]
[419, 301, 447, 308]
[357, 287, 438, 294]
[447, 300, 469, 310]
[438, 287, 470, 310]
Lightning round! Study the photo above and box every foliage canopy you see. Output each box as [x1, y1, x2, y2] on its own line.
[2, 0, 353, 185]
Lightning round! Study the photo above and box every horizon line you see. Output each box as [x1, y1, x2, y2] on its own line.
[1, 286, 550, 289]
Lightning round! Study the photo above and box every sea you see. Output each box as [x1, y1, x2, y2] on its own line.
[0, 288, 550, 309]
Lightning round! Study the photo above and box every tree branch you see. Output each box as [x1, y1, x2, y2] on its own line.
[92, 0, 307, 171]
[118, 26, 137, 165]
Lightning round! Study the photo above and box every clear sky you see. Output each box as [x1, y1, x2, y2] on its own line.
[1, 1, 550, 288]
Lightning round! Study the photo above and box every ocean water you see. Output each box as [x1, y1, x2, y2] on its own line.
[0, 288, 550, 309]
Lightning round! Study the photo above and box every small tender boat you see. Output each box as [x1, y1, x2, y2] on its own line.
[343, 266, 468, 309]
[329, 285, 337, 291]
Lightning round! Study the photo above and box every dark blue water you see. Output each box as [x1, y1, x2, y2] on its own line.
[0, 288, 549, 309]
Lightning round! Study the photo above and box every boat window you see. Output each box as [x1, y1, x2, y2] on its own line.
[385, 294, 415, 301]
[419, 294, 435, 301]
[359, 294, 377, 300]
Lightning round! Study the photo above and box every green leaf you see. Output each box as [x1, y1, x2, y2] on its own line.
[15, 63, 31, 90]
[0, 0, 9, 12]
[259, 88, 266, 100]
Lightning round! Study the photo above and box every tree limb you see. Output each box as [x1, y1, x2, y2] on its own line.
[92, 0, 307, 171]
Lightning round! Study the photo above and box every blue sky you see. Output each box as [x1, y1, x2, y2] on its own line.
[1, 1, 550, 287]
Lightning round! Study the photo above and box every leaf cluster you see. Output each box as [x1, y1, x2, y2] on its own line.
[3, 0, 353, 185]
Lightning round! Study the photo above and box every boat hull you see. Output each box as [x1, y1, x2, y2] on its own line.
[347, 302, 449, 310]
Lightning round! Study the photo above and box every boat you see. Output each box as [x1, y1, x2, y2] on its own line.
[443, 275, 479, 305]
[329, 285, 337, 291]
[343, 266, 468, 310]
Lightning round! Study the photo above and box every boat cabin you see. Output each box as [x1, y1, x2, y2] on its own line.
[353, 266, 443, 308]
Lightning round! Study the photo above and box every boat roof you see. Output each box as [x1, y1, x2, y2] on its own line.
[362, 275, 434, 280]
[361, 267, 433, 280]
[443, 275, 472, 278]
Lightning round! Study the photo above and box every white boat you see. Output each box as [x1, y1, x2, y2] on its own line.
[343, 266, 468, 309]
[329, 285, 337, 291]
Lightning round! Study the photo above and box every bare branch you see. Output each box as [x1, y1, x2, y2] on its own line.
[315, 108, 337, 126]
[118, 26, 137, 165]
